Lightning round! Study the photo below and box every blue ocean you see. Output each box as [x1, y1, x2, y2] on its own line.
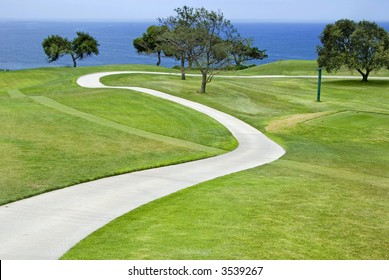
[1, 21, 388, 70]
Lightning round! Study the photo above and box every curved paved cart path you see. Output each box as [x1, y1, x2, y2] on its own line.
[0, 71, 285, 260]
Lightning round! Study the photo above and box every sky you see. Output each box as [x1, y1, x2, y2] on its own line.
[0, 0, 388, 22]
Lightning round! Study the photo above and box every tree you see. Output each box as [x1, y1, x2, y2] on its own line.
[133, 25, 168, 66]
[229, 36, 268, 67]
[42, 32, 99, 67]
[42, 35, 70, 64]
[159, 6, 200, 80]
[159, 26, 191, 80]
[161, 7, 234, 93]
[317, 19, 389, 82]
[160, 6, 267, 93]
[187, 8, 239, 93]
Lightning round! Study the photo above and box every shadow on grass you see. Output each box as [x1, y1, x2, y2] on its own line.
[324, 79, 389, 87]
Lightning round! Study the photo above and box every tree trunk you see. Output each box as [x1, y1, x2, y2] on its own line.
[180, 55, 186, 80]
[234, 55, 241, 67]
[70, 54, 77, 68]
[357, 69, 370, 82]
[200, 71, 207, 94]
[156, 51, 161, 66]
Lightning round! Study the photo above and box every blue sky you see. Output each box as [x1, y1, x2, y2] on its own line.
[1, 0, 388, 22]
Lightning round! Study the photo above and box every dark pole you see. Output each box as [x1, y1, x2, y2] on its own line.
[317, 68, 322, 102]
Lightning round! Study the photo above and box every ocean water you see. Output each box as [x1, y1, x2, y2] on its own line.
[1, 21, 388, 70]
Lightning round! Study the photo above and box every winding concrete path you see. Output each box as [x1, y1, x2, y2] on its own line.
[0, 71, 285, 260]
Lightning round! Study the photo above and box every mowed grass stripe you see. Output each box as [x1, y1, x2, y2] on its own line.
[278, 159, 389, 188]
[8, 89, 25, 98]
[30, 95, 223, 154]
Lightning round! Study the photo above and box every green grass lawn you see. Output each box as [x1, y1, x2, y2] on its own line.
[1, 61, 388, 259]
[62, 60, 389, 260]
[0, 65, 236, 205]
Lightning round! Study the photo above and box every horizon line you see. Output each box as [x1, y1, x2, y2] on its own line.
[1, 17, 389, 24]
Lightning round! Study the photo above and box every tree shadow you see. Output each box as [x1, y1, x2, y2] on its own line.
[324, 79, 389, 88]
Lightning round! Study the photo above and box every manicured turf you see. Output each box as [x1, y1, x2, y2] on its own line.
[61, 162, 388, 260]
[0, 65, 236, 205]
[62, 61, 389, 260]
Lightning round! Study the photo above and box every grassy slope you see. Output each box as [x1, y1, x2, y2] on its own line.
[236, 60, 389, 77]
[0, 65, 236, 205]
[63, 60, 389, 260]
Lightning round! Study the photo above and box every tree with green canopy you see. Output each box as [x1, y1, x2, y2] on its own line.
[133, 25, 169, 66]
[228, 36, 268, 67]
[158, 6, 200, 80]
[160, 6, 265, 93]
[317, 19, 389, 82]
[42, 32, 99, 68]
